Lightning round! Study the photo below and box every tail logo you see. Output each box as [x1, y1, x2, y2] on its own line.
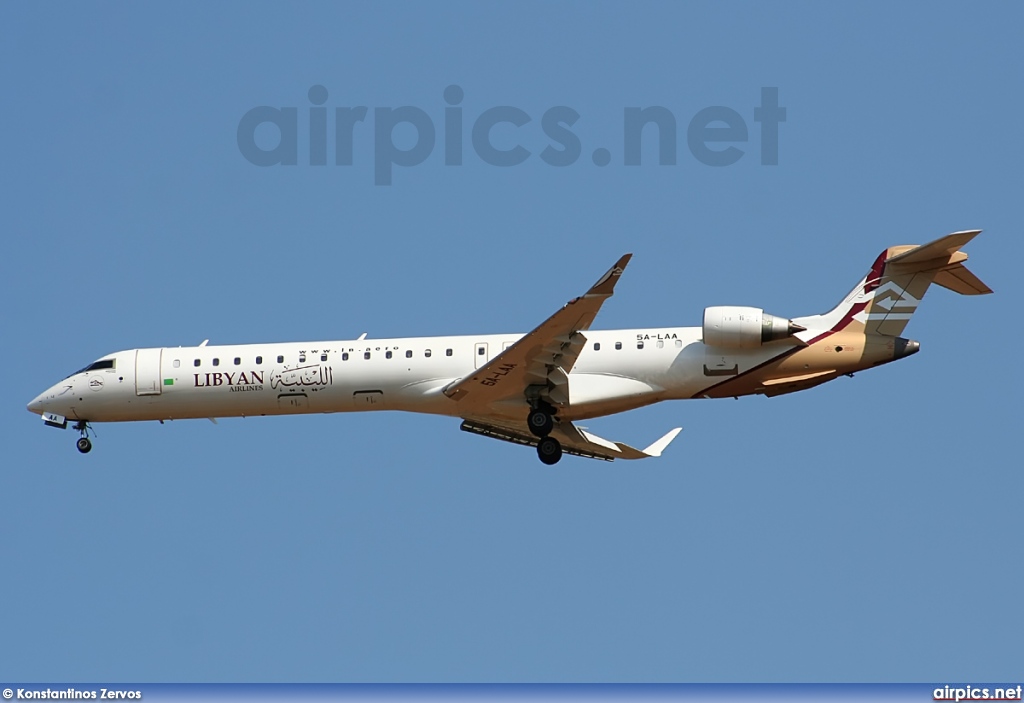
[851, 281, 920, 323]
[870, 281, 921, 311]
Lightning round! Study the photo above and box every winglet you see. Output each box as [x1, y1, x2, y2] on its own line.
[586, 254, 633, 297]
[641, 427, 682, 457]
[608, 426, 683, 459]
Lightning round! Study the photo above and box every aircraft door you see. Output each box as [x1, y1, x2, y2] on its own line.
[474, 342, 488, 368]
[135, 348, 163, 395]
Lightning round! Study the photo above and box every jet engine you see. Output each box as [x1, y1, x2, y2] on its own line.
[702, 306, 805, 349]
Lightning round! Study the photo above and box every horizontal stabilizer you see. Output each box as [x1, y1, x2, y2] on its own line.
[933, 262, 993, 295]
[885, 229, 981, 266]
[884, 229, 991, 296]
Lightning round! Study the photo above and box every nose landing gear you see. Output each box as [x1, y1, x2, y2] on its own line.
[73, 420, 94, 454]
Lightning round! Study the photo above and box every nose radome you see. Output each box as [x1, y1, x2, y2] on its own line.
[27, 395, 45, 414]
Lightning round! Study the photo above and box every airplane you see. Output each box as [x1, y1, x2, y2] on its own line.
[27, 230, 990, 464]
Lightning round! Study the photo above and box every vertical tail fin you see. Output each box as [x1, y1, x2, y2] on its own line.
[793, 230, 991, 341]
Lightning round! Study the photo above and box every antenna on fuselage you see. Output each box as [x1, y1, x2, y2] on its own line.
[357, 333, 367, 341]
[199, 339, 209, 347]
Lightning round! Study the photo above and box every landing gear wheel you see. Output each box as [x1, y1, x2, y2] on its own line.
[73, 420, 94, 454]
[537, 436, 562, 465]
[527, 408, 554, 437]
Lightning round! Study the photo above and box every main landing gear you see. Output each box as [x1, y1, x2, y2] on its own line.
[536, 436, 562, 465]
[73, 420, 93, 454]
[527, 408, 554, 437]
[527, 403, 562, 465]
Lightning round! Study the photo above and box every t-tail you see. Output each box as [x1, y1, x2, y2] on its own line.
[793, 230, 992, 343]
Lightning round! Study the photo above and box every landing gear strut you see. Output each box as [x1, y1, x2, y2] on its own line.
[73, 420, 93, 454]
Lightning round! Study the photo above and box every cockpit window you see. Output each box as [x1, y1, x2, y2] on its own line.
[68, 358, 115, 377]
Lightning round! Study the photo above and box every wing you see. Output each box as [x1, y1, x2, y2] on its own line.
[461, 417, 682, 462]
[443, 254, 632, 410]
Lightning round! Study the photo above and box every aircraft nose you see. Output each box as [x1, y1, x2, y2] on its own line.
[27, 394, 45, 414]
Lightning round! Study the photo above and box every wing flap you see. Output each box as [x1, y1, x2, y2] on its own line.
[461, 419, 615, 461]
[460, 417, 681, 462]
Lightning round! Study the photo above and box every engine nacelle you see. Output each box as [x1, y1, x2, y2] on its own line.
[702, 306, 804, 349]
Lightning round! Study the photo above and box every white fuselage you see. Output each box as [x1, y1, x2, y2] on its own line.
[27, 326, 801, 426]
[26, 232, 987, 461]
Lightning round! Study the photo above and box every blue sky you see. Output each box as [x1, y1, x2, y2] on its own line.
[1, 1, 1021, 683]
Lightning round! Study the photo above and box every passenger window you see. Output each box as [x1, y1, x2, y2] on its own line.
[386, 350, 393, 359]
[173, 359, 180, 368]
[213, 358, 220, 366]
[194, 359, 200, 367]
[446, 349, 453, 357]
[277, 355, 284, 363]
[675, 339, 682, 348]
[364, 352, 371, 360]
[342, 352, 349, 361]
[425, 349, 432, 357]
[657, 340, 664, 349]
[321, 354, 327, 361]
[299, 354, 306, 363]
[256, 356, 263, 365]
[637, 341, 644, 349]
[234, 357, 241, 365]
[594, 342, 600, 351]
[615, 342, 622, 350]
[406, 350, 412, 358]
